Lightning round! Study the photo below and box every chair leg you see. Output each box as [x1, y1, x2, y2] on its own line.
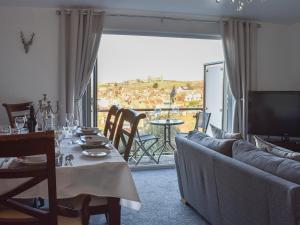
[135, 140, 159, 165]
[108, 198, 121, 225]
[105, 212, 109, 223]
[81, 195, 92, 225]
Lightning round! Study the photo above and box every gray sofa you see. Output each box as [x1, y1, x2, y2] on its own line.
[175, 135, 300, 225]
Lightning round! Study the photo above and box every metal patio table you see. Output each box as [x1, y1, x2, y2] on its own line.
[150, 119, 184, 162]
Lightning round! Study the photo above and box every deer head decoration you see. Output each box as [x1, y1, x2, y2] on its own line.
[20, 31, 35, 54]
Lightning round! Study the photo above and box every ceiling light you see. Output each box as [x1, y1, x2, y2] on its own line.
[216, 0, 265, 11]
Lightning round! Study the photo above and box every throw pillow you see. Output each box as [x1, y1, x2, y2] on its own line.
[187, 130, 235, 157]
[210, 124, 243, 140]
[254, 136, 300, 162]
[233, 140, 300, 185]
[186, 130, 209, 141]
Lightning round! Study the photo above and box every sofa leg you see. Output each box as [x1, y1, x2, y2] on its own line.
[181, 198, 187, 204]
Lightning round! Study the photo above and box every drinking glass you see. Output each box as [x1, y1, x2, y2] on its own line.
[15, 116, 26, 133]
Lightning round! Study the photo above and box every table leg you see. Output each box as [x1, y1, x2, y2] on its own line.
[166, 124, 175, 150]
[108, 197, 121, 225]
[155, 125, 175, 162]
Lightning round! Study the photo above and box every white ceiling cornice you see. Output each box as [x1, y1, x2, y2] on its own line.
[0, 0, 300, 25]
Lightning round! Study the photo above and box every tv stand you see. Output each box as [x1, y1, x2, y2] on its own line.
[265, 138, 300, 152]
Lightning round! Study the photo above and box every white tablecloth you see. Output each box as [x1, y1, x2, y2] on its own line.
[0, 141, 141, 210]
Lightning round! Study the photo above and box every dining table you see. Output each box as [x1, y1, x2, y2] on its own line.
[0, 136, 141, 211]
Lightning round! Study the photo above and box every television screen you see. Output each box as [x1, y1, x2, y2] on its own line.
[248, 91, 300, 137]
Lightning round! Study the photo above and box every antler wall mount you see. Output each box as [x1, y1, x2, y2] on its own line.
[20, 31, 35, 54]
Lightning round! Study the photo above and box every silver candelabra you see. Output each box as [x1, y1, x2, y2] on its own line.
[36, 94, 59, 130]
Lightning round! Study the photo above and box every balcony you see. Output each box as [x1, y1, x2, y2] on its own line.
[97, 107, 202, 168]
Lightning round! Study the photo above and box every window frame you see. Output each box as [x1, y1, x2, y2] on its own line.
[82, 61, 98, 127]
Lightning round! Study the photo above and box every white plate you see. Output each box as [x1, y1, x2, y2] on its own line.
[77, 127, 99, 135]
[80, 135, 109, 145]
[82, 148, 111, 158]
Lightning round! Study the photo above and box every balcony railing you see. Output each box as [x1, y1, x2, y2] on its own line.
[97, 107, 203, 113]
[97, 107, 203, 166]
[97, 107, 203, 134]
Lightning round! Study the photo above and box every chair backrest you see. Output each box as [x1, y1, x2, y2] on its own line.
[2, 102, 33, 128]
[103, 105, 121, 141]
[0, 131, 58, 225]
[195, 111, 211, 133]
[114, 109, 146, 161]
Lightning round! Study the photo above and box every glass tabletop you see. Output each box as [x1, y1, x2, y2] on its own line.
[150, 119, 184, 126]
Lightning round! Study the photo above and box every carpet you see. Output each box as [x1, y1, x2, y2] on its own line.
[90, 169, 209, 225]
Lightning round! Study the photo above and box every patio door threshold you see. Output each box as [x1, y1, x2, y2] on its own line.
[130, 164, 175, 171]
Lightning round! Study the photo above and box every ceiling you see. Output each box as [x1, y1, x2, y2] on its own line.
[1, 0, 300, 25]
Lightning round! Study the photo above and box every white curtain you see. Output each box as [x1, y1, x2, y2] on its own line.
[221, 19, 258, 137]
[59, 9, 104, 124]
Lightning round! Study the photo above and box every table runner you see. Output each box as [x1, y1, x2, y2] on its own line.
[0, 141, 141, 210]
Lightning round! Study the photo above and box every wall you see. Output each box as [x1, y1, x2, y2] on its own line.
[256, 23, 297, 91]
[289, 22, 300, 87]
[0, 6, 299, 125]
[0, 7, 222, 125]
[0, 7, 59, 125]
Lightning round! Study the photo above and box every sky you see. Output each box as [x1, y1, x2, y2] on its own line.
[97, 34, 224, 83]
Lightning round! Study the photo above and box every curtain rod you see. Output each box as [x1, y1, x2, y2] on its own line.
[107, 14, 220, 24]
[56, 10, 219, 23]
[56, 10, 261, 27]
[56, 9, 104, 15]
[108, 14, 261, 27]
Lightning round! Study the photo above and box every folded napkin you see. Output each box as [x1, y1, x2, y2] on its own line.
[0, 158, 14, 169]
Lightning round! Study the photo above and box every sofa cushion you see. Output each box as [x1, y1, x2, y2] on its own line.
[233, 140, 300, 185]
[210, 124, 243, 140]
[254, 135, 300, 162]
[187, 130, 235, 157]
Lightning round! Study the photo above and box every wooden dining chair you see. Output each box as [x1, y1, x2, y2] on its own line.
[63, 109, 146, 225]
[2, 102, 33, 128]
[0, 131, 91, 225]
[114, 108, 146, 162]
[103, 105, 121, 141]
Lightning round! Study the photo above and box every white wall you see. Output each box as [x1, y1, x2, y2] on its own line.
[256, 23, 300, 91]
[0, 6, 300, 125]
[289, 22, 300, 87]
[0, 7, 59, 125]
[0, 7, 222, 125]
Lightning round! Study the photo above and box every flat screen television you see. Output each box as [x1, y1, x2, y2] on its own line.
[248, 91, 300, 137]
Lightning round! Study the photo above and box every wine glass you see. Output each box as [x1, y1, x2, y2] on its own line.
[70, 119, 79, 144]
[154, 107, 161, 119]
[55, 129, 65, 149]
[15, 116, 26, 133]
[0, 125, 11, 135]
[171, 106, 179, 119]
[65, 113, 74, 130]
